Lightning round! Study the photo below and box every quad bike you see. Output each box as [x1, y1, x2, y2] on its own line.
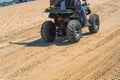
[41, 2, 100, 43]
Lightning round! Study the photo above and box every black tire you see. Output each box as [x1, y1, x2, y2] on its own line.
[41, 21, 56, 42]
[89, 14, 100, 33]
[67, 20, 82, 43]
[86, 7, 91, 15]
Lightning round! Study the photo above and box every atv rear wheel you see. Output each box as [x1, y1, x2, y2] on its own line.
[67, 20, 82, 43]
[89, 14, 100, 33]
[41, 21, 56, 42]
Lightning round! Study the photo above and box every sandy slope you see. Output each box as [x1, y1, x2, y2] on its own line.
[0, 0, 120, 80]
[0, 0, 49, 38]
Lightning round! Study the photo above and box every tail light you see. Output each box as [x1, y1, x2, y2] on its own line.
[57, 17, 63, 22]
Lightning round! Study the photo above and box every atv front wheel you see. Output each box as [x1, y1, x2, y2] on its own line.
[67, 20, 82, 43]
[89, 14, 100, 33]
[41, 21, 56, 42]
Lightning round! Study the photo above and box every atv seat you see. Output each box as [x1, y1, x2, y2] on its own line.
[45, 7, 74, 14]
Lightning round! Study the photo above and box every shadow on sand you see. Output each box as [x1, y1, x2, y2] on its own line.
[10, 32, 92, 47]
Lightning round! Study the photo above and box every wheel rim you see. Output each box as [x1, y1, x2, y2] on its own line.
[75, 25, 81, 38]
[93, 17, 99, 31]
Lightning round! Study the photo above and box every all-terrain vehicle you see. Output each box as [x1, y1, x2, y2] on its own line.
[41, 1, 100, 43]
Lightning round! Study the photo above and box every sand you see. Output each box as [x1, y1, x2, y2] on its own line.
[0, 0, 120, 80]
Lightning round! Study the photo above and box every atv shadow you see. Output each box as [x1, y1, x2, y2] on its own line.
[10, 32, 92, 47]
[10, 37, 71, 47]
[82, 32, 92, 36]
